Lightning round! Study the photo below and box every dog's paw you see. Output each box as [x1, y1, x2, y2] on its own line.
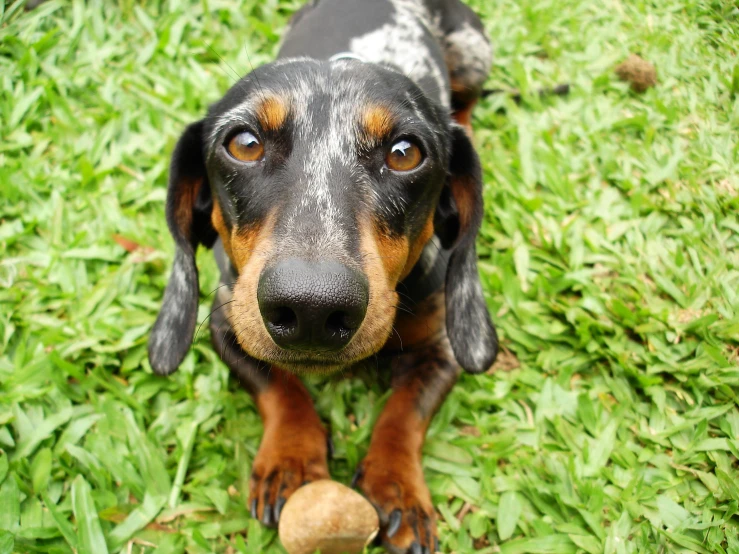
[353, 455, 438, 554]
[248, 436, 329, 527]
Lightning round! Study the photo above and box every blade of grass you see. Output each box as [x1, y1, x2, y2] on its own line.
[169, 420, 198, 509]
[40, 492, 78, 550]
[71, 475, 109, 554]
[0, 474, 19, 533]
[108, 492, 167, 550]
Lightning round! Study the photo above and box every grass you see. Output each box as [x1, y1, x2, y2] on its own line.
[1, 0, 738, 552]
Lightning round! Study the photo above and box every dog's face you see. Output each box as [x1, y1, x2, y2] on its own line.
[205, 60, 450, 373]
[149, 59, 497, 376]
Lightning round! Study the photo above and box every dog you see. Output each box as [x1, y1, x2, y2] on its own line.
[148, 1, 497, 552]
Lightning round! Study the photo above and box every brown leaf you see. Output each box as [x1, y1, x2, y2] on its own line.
[487, 347, 520, 373]
[112, 234, 143, 253]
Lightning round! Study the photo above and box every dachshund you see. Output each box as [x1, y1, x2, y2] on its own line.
[148, 1, 497, 551]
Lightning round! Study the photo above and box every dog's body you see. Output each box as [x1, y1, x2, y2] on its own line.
[149, 1, 496, 552]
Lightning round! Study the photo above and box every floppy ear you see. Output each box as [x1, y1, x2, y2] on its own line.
[438, 125, 498, 373]
[148, 120, 217, 375]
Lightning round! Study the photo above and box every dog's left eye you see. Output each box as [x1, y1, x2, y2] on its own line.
[386, 140, 423, 172]
[227, 131, 264, 163]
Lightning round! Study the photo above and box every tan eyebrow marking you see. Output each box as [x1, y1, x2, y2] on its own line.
[361, 104, 395, 141]
[256, 96, 289, 132]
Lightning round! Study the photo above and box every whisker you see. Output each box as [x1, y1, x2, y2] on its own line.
[224, 320, 239, 362]
[242, 41, 269, 106]
[394, 289, 418, 307]
[391, 325, 403, 351]
[389, 304, 414, 316]
[206, 282, 236, 298]
[195, 299, 235, 342]
[205, 42, 252, 99]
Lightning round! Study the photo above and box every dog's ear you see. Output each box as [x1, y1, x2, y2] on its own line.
[149, 120, 217, 375]
[437, 125, 498, 373]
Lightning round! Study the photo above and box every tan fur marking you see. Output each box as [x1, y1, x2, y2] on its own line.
[450, 77, 479, 104]
[358, 216, 438, 353]
[370, 214, 435, 285]
[362, 104, 395, 142]
[211, 199, 265, 270]
[211, 199, 232, 259]
[175, 178, 203, 240]
[356, 380, 437, 549]
[451, 175, 476, 234]
[229, 210, 279, 361]
[230, 225, 264, 270]
[452, 106, 474, 139]
[450, 77, 477, 138]
[257, 96, 288, 132]
[402, 215, 434, 280]
[450, 80, 466, 94]
[347, 219, 400, 361]
[249, 368, 329, 524]
[374, 231, 409, 285]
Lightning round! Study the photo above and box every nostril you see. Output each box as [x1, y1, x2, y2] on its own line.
[268, 306, 298, 332]
[325, 310, 354, 336]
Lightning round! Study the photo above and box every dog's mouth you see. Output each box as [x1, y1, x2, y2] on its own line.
[270, 357, 348, 376]
[235, 344, 370, 376]
[258, 332, 367, 377]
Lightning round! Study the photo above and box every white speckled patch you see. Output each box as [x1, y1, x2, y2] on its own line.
[444, 21, 493, 92]
[349, 0, 450, 106]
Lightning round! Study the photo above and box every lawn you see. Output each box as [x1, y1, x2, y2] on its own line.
[1, 0, 738, 553]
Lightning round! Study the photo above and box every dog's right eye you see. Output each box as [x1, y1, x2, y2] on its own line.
[227, 131, 264, 163]
[386, 140, 423, 172]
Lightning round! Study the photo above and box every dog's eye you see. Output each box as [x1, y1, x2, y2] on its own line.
[227, 131, 264, 163]
[386, 140, 422, 172]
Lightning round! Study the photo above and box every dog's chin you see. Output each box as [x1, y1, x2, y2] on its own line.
[246, 348, 378, 377]
[273, 359, 348, 376]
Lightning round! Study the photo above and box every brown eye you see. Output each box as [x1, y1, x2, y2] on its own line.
[386, 140, 422, 172]
[227, 131, 264, 162]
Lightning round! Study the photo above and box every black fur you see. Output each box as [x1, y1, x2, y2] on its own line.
[443, 126, 498, 373]
[148, 121, 216, 375]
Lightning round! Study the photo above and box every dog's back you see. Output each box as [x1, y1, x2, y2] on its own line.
[279, 0, 491, 109]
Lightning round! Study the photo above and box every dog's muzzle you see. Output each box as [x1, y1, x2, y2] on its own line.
[257, 259, 369, 352]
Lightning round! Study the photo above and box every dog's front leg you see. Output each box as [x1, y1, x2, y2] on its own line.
[249, 367, 330, 526]
[354, 342, 459, 554]
[210, 302, 329, 528]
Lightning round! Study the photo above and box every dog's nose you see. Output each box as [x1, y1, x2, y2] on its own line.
[257, 260, 369, 352]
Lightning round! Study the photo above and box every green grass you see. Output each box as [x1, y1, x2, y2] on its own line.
[1, 0, 738, 552]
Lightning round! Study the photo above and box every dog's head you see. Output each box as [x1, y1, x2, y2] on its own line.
[149, 58, 496, 376]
